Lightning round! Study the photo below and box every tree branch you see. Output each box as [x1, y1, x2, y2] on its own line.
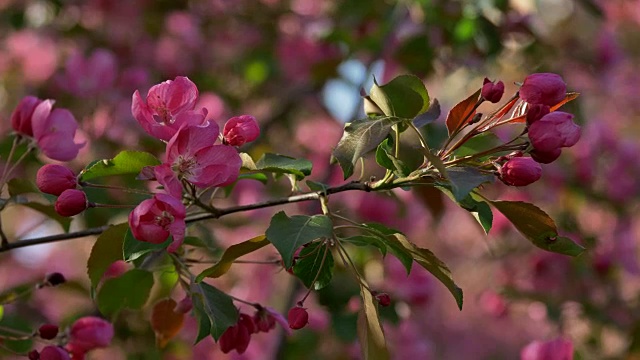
[0, 181, 373, 253]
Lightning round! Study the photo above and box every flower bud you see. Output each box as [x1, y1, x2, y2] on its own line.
[481, 78, 504, 103]
[28, 350, 40, 360]
[218, 313, 254, 354]
[519, 73, 566, 106]
[38, 324, 59, 340]
[39, 346, 70, 360]
[44, 272, 66, 286]
[499, 157, 542, 187]
[373, 292, 391, 307]
[223, 115, 260, 146]
[67, 316, 114, 354]
[528, 112, 580, 153]
[253, 310, 276, 333]
[525, 104, 550, 125]
[36, 164, 77, 196]
[288, 306, 309, 330]
[54, 189, 88, 217]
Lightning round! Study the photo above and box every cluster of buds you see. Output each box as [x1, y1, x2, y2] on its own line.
[26, 316, 114, 359]
[36, 164, 89, 217]
[219, 307, 286, 354]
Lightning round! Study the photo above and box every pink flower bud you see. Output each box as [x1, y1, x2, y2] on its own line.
[218, 313, 254, 354]
[288, 306, 309, 330]
[10, 96, 42, 136]
[38, 324, 59, 340]
[373, 292, 391, 307]
[36, 164, 77, 196]
[481, 78, 504, 103]
[103, 260, 130, 280]
[530, 148, 562, 164]
[499, 157, 542, 187]
[528, 112, 580, 153]
[54, 189, 88, 217]
[519, 73, 566, 106]
[253, 310, 276, 333]
[39, 346, 70, 360]
[223, 115, 260, 146]
[67, 316, 114, 354]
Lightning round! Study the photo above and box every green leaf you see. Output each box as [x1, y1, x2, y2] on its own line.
[87, 223, 127, 289]
[490, 201, 585, 256]
[357, 283, 390, 360]
[341, 235, 387, 256]
[265, 211, 333, 269]
[332, 117, 401, 179]
[79, 151, 161, 181]
[0, 305, 3, 322]
[435, 187, 493, 234]
[254, 153, 313, 180]
[293, 242, 334, 290]
[375, 138, 411, 177]
[363, 223, 463, 310]
[445, 89, 481, 135]
[7, 178, 39, 196]
[96, 269, 154, 317]
[237, 172, 268, 184]
[452, 132, 501, 158]
[362, 223, 413, 273]
[123, 229, 171, 262]
[306, 180, 329, 193]
[191, 282, 238, 341]
[445, 166, 495, 202]
[196, 235, 270, 281]
[21, 202, 72, 232]
[369, 75, 430, 119]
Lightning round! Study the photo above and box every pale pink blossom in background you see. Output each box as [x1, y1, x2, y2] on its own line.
[5, 30, 58, 84]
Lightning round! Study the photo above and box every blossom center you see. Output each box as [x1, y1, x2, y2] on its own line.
[155, 211, 175, 229]
[173, 155, 197, 178]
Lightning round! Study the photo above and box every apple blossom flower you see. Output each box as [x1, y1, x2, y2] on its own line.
[36, 164, 77, 196]
[528, 112, 580, 153]
[519, 73, 566, 106]
[132, 76, 207, 141]
[153, 163, 183, 199]
[499, 157, 542, 187]
[165, 123, 241, 188]
[10, 97, 85, 161]
[520, 337, 573, 360]
[54, 189, 88, 217]
[223, 115, 260, 146]
[128, 193, 186, 252]
[66, 317, 114, 357]
[481, 78, 505, 103]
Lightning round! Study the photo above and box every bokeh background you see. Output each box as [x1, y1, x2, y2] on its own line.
[0, 0, 638, 359]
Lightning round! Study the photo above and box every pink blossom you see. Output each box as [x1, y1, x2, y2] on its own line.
[13, 98, 86, 161]
[58, 49, 117, 97]
[528, 112, 581, 153]
[520, 337, 573, 360]
[66, 317, 114, 356]
[165, 123, 241, 188]
[499, 157, 542, 187]
[6, 30, 58, 84]
[481, 78, 505, 103]
[223, 115, 260, 146]
[132, 76, 206, 141]
[519, 73, 567, 106]
[36, 164, 77, 196]
[153, 163, 183, 199]
[128, 193, 186, 252]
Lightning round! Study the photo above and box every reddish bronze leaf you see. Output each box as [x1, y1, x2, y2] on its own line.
[550, 92, 580, 111]
[445, 89, 481, 135]
[151, 298, 185, 348]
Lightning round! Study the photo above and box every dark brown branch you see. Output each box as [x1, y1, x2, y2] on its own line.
[0, 181, 373, 253]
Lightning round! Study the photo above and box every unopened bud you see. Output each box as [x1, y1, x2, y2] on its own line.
[481, 78, 505, 103]
[27, 350, 40, 360]
[38, 324, 59, 340]
[44, 272, 66, 287]
[374, 292, 391, 307]
[54, 189, 88, 217]
[287, 306, 309, 330]
[499, 157, 542, 187]
[39, 346, 70, 360]
[223, 115, 260, 146]
[36, 165, 77, 196]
